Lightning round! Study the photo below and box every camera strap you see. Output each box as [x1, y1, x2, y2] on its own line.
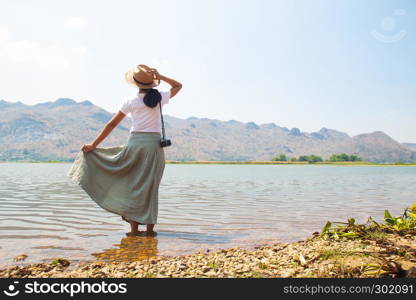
[159, 102, 166, 140]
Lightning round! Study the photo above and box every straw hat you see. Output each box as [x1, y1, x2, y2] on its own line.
[125, 64, 160, 89]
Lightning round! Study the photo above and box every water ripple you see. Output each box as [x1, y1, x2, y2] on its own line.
[0, 163, 415, 266]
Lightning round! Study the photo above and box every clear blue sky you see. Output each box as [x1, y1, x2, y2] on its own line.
[0, 0, 415, 142]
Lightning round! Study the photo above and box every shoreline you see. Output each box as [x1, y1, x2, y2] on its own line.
[167, 161, 416, 166]
[1, 160, 416, 166]
[2, 205, 416, 278]
[1, 229, 415, 278]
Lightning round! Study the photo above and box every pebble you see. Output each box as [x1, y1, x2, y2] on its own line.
[1, 232, 415, 278]
[14, 254, 28, 262]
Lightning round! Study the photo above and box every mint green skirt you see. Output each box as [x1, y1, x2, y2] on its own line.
[67, 132, 165, 224]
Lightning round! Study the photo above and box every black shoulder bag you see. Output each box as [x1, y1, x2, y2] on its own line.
[159, 102, 172, 148]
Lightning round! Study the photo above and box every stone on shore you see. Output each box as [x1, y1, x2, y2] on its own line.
[1, 232, 415, 278]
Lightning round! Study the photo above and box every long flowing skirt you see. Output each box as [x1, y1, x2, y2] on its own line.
[67, 132, 165, 224]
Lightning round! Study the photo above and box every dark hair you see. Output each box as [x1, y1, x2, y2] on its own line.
[142, 88, 161, 108]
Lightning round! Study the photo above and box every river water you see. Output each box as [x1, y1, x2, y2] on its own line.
[0, 163, 415, 266]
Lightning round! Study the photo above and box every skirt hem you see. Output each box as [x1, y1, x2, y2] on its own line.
[67, 136, 163, 225]
[69, 172, 156, 225]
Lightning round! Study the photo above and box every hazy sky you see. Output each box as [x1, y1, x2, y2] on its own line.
[0, 0, 415, 142]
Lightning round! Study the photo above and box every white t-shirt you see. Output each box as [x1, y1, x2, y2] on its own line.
[119, 90, 171, 133]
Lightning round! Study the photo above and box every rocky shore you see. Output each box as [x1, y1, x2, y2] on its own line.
[3, 205, 416, 278]
[1, 232, 416, 278]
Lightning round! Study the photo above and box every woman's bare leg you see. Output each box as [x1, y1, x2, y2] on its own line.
[126, 221, 155, 236]
[129, 221, 140, 234]
[146, 224, 156, 235]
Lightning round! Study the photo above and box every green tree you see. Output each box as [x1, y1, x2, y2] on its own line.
[330, 153, 362, 162]
[329, 154, 339, 162]
[349, 155, 362, 162]
[339, 153, 349, 161]
[298, 155, 309, 162]
[272, 154, 287, 161]
[307, 155, 323, 163]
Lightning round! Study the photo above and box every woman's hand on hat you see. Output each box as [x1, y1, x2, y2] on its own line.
[82, 143, 96, 153]
[148, 68, 160, 79]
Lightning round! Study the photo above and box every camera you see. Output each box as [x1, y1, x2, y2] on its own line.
[160, 138, 172, 148]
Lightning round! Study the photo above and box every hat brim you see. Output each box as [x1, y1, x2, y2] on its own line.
[125, 70, 160, 89]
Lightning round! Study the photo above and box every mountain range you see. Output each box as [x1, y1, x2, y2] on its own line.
[0, 98, 415, 163]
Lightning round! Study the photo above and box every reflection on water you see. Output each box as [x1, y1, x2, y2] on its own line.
[92, 236, 159, 262]
[0, 163, 415, 266]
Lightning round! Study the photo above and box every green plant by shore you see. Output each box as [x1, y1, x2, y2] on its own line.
[319, 203, 416, 277]
[321, 203, 416, 241]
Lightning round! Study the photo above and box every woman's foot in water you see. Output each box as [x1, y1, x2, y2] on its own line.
[146, 224, 157, 236]
[126, 221, 157, 236]
[126, 231, 157, 237]
[126, 232, 144, 237]
[126, 220, 142, 236]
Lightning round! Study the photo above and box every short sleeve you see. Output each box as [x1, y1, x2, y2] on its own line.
[160, 90, 171, 106]
[119, 98, 131, 115]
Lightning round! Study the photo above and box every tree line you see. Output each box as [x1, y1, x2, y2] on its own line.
[272, 153, 363, 163]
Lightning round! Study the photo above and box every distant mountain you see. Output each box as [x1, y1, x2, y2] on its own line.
[403, 143, 416, 152]
[0, 99, 415, 163]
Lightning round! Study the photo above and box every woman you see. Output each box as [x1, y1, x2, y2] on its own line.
[68, 64, 182, 236]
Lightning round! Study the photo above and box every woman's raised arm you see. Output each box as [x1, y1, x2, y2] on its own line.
[81, 111, 126, 153]
[150, 69, 182, 98]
